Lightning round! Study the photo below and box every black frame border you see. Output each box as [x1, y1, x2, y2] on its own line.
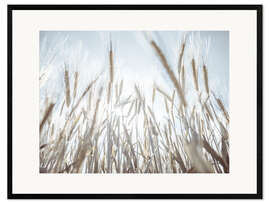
[7, 4, 263, 199]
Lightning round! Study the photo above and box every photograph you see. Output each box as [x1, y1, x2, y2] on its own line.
[8, 4, 262, 199]
[39, 30, 230, 174]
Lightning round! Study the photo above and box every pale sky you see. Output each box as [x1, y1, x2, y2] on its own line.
[40, 31, 229, 116]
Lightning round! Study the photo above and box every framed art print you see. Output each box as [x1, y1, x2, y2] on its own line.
[8, 5, 263, 199]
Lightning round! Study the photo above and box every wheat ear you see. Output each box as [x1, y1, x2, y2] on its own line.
[151, 40, 187, 107]
[107, 40, 114, 104]
[203, 64, 209, 95]
[64, 64, 71, 107]
[73, 71, 79, 100]
[191, 58, 199, 91]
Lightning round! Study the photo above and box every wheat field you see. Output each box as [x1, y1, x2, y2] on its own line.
[39, 31, 229, 173]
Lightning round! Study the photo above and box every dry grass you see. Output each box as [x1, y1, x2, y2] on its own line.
[151, 40, 187, 107]
[73, 71, 79, 100]
[40, 33, 229, 173]
[191, 58, 199, 92]
[203, 64, 209, 95]
[64, 64, 71, 107]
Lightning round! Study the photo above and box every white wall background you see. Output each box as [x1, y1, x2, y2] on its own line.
[0, 0, 267, 202]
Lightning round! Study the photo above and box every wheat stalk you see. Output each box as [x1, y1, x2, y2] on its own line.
[152, 87, 156, 105]
[203, 64, 209, 95]
[40, 103, 55, 133]
[150, 40, 187, 107]
[107, 40, 114, 104]
[73, 71, 79, 100]
[191, 58, 199, 92]
[64, 64, 71, 107]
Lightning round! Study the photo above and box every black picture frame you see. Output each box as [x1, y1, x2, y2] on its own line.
[7, 4, 263, 199]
